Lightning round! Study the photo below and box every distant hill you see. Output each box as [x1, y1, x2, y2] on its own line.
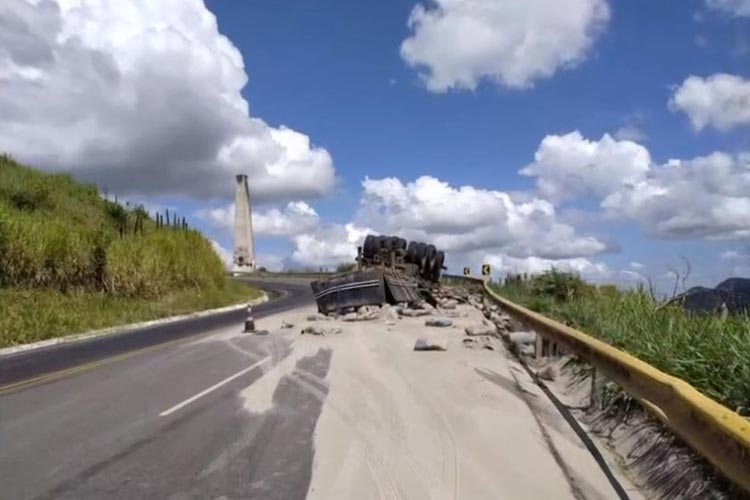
[677, 277, 750, 315]
[0, 154, 225, 297]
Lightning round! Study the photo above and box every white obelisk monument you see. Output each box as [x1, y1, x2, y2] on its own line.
[233, 174, 256, 272]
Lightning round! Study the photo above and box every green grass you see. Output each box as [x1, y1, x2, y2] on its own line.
[0, 281, 262, 348]
[492, 270, 750, 410]
[0, 155, 262, 347]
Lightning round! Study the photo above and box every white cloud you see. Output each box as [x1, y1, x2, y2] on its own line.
[0, 0, 335, 201]
[619, 269, 646, 282]
[602, 152, 750, 239]
[721, 250, 741, 260]
[522, 132, 750, 240]
[251, 174, 608, 271]
[400, 0, 609, 92]
[520, 131, 651, 202]
[669, 74, 750, 131]
[197, 201, 320, 236]
[483, 253, 613, 281]
[613, 124, 647, 142]
[290, 223, 372, 268]
[358, 175, 607, 259]
[629, 261, 645, 269]
[721, 250, 750, 264]
[705, 0, 750, 17]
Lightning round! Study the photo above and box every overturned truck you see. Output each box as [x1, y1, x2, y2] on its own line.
[311, 234, 446, 314]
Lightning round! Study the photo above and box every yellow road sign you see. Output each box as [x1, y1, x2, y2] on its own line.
[463, 267, 471, 276]
[481, 264, 491, 276]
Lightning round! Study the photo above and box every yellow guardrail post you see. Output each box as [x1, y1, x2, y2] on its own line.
[477, 279, 750, 492]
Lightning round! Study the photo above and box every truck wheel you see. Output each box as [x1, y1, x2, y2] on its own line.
[385, 236, 398, 251]
[406, 241, 419, 263]
[414, 242, 427, 272]
[431, 251, 445, 282]
[421, 244, 437, 279]
[363, 235, 376, 258]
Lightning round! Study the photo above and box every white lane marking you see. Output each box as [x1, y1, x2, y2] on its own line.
[159, 356, 271, 417]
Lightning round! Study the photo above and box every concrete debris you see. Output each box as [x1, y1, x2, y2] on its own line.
[508, 331, 536, 355]
[489, 312, 512, 330]
[443, 310, 467, 318]
[414, 301, 435, 311]
[465, 322, 497, 336]
[342, 312, 359, 322]
[436, 287, 470, 303]
[508, 331, 536, 345]
[425, 318, 453, 327]
[357, 305, 381, 321]
[462, 336, 497, 351]
[306, 313, 330, 322]
[379, 304, 400, 322]
[338, 305, 388, 322]
[537, 364, 557, 381]
[281, 321, 295, 329]
[301, 325, 342, 336]
[400, 308, 432, 317]
[414, 337, 448, 351]
[253, 329, 270, 336]
[440, 299, 458, 310]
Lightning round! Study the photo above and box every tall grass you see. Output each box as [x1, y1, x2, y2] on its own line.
[493, 270, 750, 410]
[0, 155, 225, 296]
[0, 156, 254, 346]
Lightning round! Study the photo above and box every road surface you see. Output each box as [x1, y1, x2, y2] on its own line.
[0, 281, 641, 499]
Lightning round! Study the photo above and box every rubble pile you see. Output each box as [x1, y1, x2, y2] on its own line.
[414, 337, 448, 351]
[300, 285, 541, 358]
[301, 325, 342, 336]
[437, 286, 540, 356]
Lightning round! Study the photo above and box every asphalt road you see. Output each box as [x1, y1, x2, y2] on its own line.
[0, 277, 320, 500]
[0, 278, 642, 499]
[0, 277, 313, 388]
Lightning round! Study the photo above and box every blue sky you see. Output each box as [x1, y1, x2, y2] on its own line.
[1, 0, 749, 289]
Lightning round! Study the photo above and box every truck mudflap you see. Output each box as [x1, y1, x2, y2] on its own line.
[311, 269, 423, 313]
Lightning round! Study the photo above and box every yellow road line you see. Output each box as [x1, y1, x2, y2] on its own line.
[0, 336, 193, 395]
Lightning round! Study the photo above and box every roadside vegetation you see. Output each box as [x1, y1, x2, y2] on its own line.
[0, 155, 260, 347]
[492, 269, 750, 410]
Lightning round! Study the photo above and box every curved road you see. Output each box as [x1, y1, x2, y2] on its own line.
[0, 277, 319, 500]
[0, 278, 641, 499]
[0, 277, 312, 389]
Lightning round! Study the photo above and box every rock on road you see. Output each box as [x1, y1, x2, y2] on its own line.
[0, 283, 640, 499]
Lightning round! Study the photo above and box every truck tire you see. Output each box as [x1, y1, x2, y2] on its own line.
[406, 241, 419, 263]
[414, 242, 427, 272]
[363, 235, 376, 258]
[431, 251, 445, 282]
[374, 236, 387, 254]
[421, 244, 437, 279]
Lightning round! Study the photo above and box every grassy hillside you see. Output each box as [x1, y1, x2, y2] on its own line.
[492, 270, 750, 410]
[0, 154, 259, 347]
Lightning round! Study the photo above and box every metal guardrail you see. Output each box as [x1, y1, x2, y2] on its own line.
[444, 275, 750, 492]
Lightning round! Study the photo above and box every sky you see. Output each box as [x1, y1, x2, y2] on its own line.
[1, 0, 749, 290]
